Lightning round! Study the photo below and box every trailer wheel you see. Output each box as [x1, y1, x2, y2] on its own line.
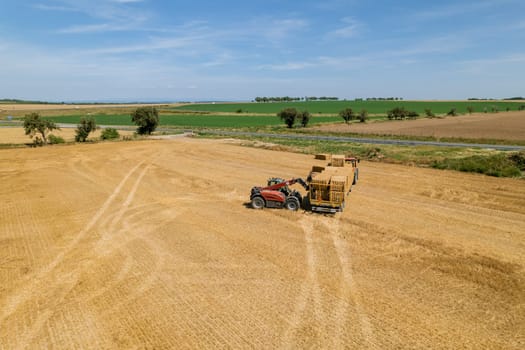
[251, 196, 265, 209]
[285, 197, 300, 211]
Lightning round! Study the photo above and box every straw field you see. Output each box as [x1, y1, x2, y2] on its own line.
[0, 138, 524, 348]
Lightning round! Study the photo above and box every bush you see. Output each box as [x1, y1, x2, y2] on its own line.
[100, 128, 120, 140]
[358, 109, 368, 123]
[407, 111, 419, 119]
[131, 107, 159, 134]
[424, 109, 435, 118]
[48, 134, 65, 144]
[508, 152, 525, 170]
[467, 106, 474, 114]
[447, 108, 457, 116]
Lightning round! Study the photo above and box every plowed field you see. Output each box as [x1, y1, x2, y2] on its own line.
[1, 139, 524, 349]
[313, 111, 525, 141]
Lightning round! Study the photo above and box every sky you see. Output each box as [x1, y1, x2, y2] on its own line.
[0, 0, 524, 102]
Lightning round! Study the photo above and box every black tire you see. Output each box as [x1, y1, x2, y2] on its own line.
[251, 196, 265, 209]
[285, 197, 300, 211]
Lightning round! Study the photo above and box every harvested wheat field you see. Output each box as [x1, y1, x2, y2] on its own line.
[0, 138, 524, 349]
[314, 111, 525, 141]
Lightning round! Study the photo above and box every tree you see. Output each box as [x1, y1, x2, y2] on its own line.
[358, 109, 368, 123]
[131, 107, 159, 134]
[277, 108, 298, 128]
[339, 108, 355, 124]
[299, 110, 311, 127]
[23, 112, 59, 145]
[75, 117, 97, 142]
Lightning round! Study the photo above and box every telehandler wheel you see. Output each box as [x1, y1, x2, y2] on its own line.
[251, 196, 265, 209]
[285, 197, 300, 211]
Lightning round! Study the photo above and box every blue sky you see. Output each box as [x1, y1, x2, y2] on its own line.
[0, 0, 524, 101]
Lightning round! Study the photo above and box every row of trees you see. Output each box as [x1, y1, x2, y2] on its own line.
[277, 107, 369, 128]
[22, 107, 158, 146]
[254, 96, 339, 103]
[365, 97, 404, 101]
[277, 108, 311, 128]
[339, 108, 368, 123]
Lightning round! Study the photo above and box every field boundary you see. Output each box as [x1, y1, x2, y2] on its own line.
[198, 130, 525, 151]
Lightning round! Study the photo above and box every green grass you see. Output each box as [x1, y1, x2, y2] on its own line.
[171, 100, 524, 115]
[431, 153, 525, 177]
[198, 133, 524, 178]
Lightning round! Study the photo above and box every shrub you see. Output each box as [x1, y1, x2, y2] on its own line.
[407, 111, 419, 119]
[467, 106, 474, 114]
[48, 134, 65, 144]
[508, 152, 525, 170]
[101, 128, 120, 140]
[358, 109, 368, 123]
[447, 108, 457, 116]
[424, 109, 435, 118]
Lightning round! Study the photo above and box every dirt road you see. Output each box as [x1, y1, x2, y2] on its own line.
[0, 139, 524, 348]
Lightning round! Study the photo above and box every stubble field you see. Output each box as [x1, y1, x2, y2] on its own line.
[0, 138, 524, 348]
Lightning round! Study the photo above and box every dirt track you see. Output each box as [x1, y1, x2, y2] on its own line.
[314, 111, 525, 141]
[1, 139, 524, 348]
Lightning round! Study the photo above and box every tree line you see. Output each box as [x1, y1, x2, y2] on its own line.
[21, 107, 159, 146]
[254, 96, 339, 102]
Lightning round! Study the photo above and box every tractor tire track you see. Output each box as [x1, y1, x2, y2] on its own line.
[281, 216, 326, 348]
[323, 217, 376, 348]
[0, 161, 149, 348]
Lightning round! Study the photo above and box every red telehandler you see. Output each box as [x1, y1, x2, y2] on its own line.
[250, 177, 309, 211]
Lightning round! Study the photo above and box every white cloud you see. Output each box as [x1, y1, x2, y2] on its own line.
[329, 17, 360, 38]
[258, 18, 309, 44]
[258, 61, 315, 71]
[57, 23, 127, 34]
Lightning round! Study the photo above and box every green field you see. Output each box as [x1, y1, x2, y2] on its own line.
[172, 100, 524, 115]
[44, 113, 342, 128]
